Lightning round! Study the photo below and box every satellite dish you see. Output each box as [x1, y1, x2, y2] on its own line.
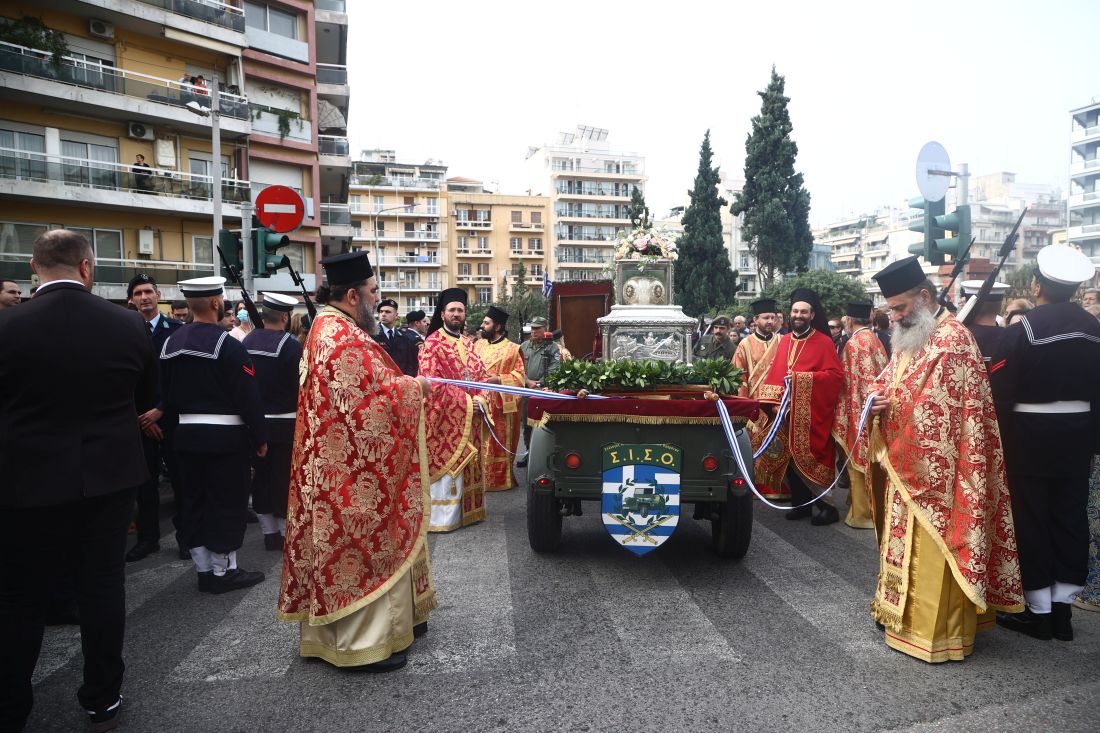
[916, 141, 951, 202]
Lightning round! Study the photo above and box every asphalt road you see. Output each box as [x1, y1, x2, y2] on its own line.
[27, 481, 1100, 733]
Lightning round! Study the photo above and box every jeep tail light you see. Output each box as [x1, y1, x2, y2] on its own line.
[730, 477, 747, 487]
[565, 452, 581, 469]
[536, 477, 553, 488]
[702, 455, 719, 472]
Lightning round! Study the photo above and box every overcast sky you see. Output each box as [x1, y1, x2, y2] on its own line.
[346, 0, 1097, 228]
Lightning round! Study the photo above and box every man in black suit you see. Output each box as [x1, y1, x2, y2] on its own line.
[125, 274, 186, 562]
[0, 229, 155, 732]
[375, 298, 418, 375]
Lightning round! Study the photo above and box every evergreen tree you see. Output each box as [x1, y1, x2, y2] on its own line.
[674, 130, 736, 317]
[760, 269, 867, 322]
[731, 67, 814, 289]
[498, 262, 547, 343]
[627, 186, 650, 228]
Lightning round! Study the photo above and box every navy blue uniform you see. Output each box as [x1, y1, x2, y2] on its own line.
[376, 324, 419, 376]
[243, 328, 302, 520]
[160, 323, 267, 553]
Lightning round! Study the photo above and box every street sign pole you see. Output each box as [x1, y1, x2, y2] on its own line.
[241, 200, 254, 293]
[211, 77, 222, 266]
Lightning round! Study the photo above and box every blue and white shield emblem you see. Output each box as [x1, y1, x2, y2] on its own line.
[601, 443, 681, 557]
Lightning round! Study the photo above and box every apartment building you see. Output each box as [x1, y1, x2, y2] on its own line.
[446, 177, 550, 307]
[0, 1, 344, 301]
[1068, 99, 1100, 283]
[348, 149, 447, 315]
[525, 125, 645, 283]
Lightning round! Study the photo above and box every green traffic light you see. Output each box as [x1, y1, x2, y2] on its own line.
[252, 227, 292, 276]
[907, 197, 946, 265]
[934, 204, 971, 259]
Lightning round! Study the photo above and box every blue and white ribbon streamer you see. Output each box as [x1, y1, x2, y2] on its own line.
[426, 377, 609, 400]
[753, 376, 792, 460]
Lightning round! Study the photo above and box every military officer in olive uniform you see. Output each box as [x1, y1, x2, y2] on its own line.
[517, 316, 561, 467]
[694, 315, 738, 360]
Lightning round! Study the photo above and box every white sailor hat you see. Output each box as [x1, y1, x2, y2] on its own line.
[261, 292, 298, 313]
[1036, 245, 1094, 286]
[961, 279, 1009, 298]
[178, 276, 225, 297]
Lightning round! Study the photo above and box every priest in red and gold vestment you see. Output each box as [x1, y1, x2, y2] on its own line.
[753, 288, 843, 525]
[867, 257, 1023, 664]
[733, 299, 783, 499]
[474, 306, 525, 491]
[278, 252, 436, 673]
[419, 288, 489, 531]
[832, 300, 888, 530]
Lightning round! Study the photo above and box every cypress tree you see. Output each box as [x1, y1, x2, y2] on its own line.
[627, 186, 650, 228]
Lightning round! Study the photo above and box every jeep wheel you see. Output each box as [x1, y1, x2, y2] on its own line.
[527, 488, 562, 553]
[712, 491, 753, 559]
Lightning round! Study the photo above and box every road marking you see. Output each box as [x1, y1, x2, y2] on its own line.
[744, 523, 886, 657]
[406, 513, 516, 675]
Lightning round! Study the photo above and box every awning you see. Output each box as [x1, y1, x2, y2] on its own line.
[317, 100, 347, 132]
[832, 253, 859, 263]
[865, 231, 889, 243]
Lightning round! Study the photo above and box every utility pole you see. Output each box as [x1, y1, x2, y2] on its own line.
[241, 200, 254, 293]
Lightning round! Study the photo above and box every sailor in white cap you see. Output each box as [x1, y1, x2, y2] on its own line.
[959, 279, 1010, 363]
[992, 245, 1100, 643]
[241, 293, 302, 551]
[160, 276, 270, 594]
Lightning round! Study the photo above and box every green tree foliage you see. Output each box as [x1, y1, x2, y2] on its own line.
[627, 186, 650, 228]
[761, 269, 867, 321]
[731, 67, 814, 289]
[0, 16, 68, 67]
[674, 130, 736, 317]
[493, 261, 547, 343]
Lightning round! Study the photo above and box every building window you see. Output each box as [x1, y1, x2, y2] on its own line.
[477, 287, 491, 304]
[459, 263, 471, 276]
[0, 221, 48, 256]
[529, 238, 542, 251]
[478, 236, 488, 250]
[740, 256, 749, 270]
[244, 2, 298, 39]
[531, 211, 542, 225]
[67, 227, 123, 260]
[0, 129, 46, 180]
[373, 195, 384, 211]
[477, 263, 490, 276]
[530, 264, 543, 278]
[193, 235, 213, 265]
[510, 237, 521, 252]
[458, 235, 468, 250]
[511, 210, 522, 224]
[426, 197, 438, 215]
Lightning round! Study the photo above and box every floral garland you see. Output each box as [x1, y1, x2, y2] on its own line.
[612, 226, 679, 264]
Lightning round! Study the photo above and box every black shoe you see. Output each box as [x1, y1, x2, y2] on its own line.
[44, 602, 80, 626]
[178, 546, 192, 560]
[125, 540, 160, 562]
[245, 508, 259, 524]
[205, 568, 265, 595]
[516, 454, 528, 468]
[263, 533, 285, 551]
[86, 695, 122, 732]
[413, 622, 428, 638]
[1052, 602, 1073, 641]
[197, 571, 213, 593]
[811, 503, 840, 526]
[786, 505, 812, 520]
[357, 652, 407, 673]
[996, 608, 1053, 641]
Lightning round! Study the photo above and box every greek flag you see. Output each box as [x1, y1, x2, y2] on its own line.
[543, 272, 553, 299]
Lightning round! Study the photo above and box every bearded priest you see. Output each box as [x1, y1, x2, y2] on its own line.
[474, 306, 525, 491]
[752, 289, 843, 525]
[867, 256, 1023, 663]
[419, 288, 490, 531]
[832, 300, 889, 529]
[733, 299, 783, 499]
[278, 252, 436, 672]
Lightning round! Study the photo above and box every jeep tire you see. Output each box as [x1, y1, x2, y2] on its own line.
[527, 487, 562, 552]
[712, 490, 752, 559]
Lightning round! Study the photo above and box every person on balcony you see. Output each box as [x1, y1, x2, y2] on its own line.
[132, 154, 154, 194]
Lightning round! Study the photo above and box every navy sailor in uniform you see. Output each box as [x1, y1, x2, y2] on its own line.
[242, 292, 303, 551]
[992, 245, 1100, 642]
[960, 278, 1010, 365]
[160, 276, 269, 594]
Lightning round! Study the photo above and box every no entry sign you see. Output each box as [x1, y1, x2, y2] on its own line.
[255, 185, 305, 233]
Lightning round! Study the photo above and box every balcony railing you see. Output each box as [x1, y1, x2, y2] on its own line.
[455, 220, 492, 229]
[555, 184, 636, 197]
[0, 146, 250, 202]
[370, 231, 441, 241]
[350, 175, 441, 190]
[377, 255, 441, 266]
[456, 249, 493, 256]
[1068, 191, 1100, 207]
[318, 135, 350, 156]
[316, 64, 348, 85]
[551, 163, 642, 176]
[509, 222, 545, 231]
[555, 209, 630, 220]
[457, 274, 493, 283]
[351, 203, 438, 216]
[0, 41, 250, 119]
[314, 0, 347, 10]
[319, 204, 351, 226]
[0, 251, 215, 286]
[556, 232, 616, 242]
[555, 253, 612, 264]
[136, 0, 245, 32]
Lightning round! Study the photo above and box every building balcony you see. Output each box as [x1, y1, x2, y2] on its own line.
[53, 1, 247, 46]
[319, 204, 354, 238]
[351, 204, 439, 217]
[316, 64, 349, 110]
[378, 279, 441, 291]
[350, 175, 442, 191]
[454, 220, 492, 230]
[1069, 159, 1100, 178]
[457, 274, 494, 284]
[550, 164, 644, 178]
[362, 231, 441, 243]
[555, 234, 616, 244]
[554, 186, 633, 199]
[0, 146, 250, 216]
[0, 41, 250, 137]
[456, 249, 493, 257]
[318, 136, 351, 162]
[510, 250, 545, 259]
[249, 107, 312, 144]
[0, 251, 218, 299]
[555, 210, 631, 222]
[375, 254, 445, 267]
[1071, 123, 1100, 145]
[245, 26, 309, 64]
[509, 222, 545, 232]
[1067, 223, 1100, 241]
[1067, 191, 1100, 209]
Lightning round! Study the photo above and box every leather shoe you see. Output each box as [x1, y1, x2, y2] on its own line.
[996, 608, 1053, 641]
[197, 571, 213, 593]
[263, 533, 285, 551]
[785, 505, 812, 520]
[413, 622, 428, 638]
[125, 540, 160, 562]
[1052, 602, 1073, 641]
[86, 695, 122, 732]
[354, 652, 407, 673]
[204, 568, 265, 595]
[178, 546, 192, 560]
[811, 503, 840, 526]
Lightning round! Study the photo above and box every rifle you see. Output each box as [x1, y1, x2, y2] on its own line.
[957, 207, 1027, 327]
[937, 236, 977, 313]
[282, 260, 317, 327]
[216, 245, 264, 330]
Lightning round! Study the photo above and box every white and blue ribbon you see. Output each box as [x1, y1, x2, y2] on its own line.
[426, 377, 610, 400]
[752, 376, 792, 460]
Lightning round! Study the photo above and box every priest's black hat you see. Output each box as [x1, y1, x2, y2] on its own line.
[485, 305, 509, 325]
[872, 256, 925, 298]
[320, 251, 373, 287]
[846, 300, 874, 320]
[428, 287, 469, 335]
[750, 298, 777, 316]
[788, 287, 830, 333]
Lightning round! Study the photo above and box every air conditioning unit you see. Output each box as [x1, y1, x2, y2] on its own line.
[138, 229, 155, 255]
[89, 19, 115, 40]
[127, 122, 154, 141]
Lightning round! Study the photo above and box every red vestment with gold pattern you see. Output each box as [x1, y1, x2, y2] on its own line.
[832, 327, 888, 472]
[473, 337, 525, 491]
[732, 332, 783, 498]
[278, 308, 434, 626]
[753, 328, 844, 489]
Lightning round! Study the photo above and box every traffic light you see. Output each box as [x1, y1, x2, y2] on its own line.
[935, 204, 971, 261]
[252, 226, 291, 276]
[907, 196, 947, 266]
[218, 229, 242, 277]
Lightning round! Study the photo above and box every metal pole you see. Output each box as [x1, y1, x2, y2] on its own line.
[958, 163, 969, 206]
[241, 200, 254, 293]
[210, 77, 224, 276]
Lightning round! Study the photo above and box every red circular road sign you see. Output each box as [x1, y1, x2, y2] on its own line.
[255, 185, 305, 233]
